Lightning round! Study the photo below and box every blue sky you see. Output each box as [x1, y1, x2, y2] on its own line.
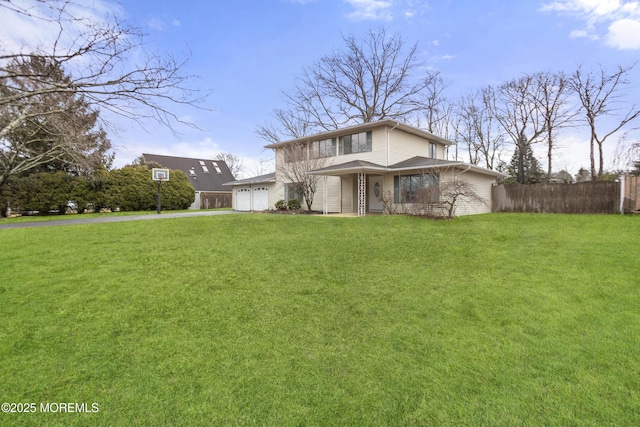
[3, 0, 640, 176]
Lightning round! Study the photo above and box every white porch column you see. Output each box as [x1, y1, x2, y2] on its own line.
[358, 172, 366, 216]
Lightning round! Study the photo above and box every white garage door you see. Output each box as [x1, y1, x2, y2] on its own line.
[236, 187, 251, 211]
[253, 187, 269, 211]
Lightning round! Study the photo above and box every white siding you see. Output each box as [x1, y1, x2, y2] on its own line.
[342, 175, 354, 213]
[326, 176, 342, 212]
[443, 171, 495, 216]
[387, 127, 447, 164]
[307, 176, 342, 212]
[268, 181, 285, 210]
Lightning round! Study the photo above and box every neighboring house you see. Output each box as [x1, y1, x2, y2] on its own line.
[142, 153, 235, 209]
[228, 120, 505, 216]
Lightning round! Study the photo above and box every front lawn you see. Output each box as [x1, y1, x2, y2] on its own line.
[0, 214, 638, 425]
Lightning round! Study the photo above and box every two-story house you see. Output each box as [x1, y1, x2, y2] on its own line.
[228, 120, 504, 216]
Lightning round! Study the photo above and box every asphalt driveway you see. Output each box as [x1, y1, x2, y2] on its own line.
[0, 210, 245, 230]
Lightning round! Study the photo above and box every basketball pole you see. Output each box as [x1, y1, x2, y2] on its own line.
[157, 180, 162, 214]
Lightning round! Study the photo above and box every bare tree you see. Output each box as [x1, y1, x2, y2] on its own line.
[277, 142, 327, 211]
[457, 87, 505, 169]
[257, 28, 444, 142]
[569, 64, 640, 180]
[491, 75, 547, 184]
[214, 152, 243, 179]
[437, 179, 486, 219]
[0, 0, 205, 185]
[534, 71, 575, 180]
[248, 157, 275, 177]
[413, 72, 452, 134]
[255, 109, 314, 145]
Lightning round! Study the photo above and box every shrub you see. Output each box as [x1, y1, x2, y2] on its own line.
[287, 198, 301, 210]
[275, 199, 287, 210]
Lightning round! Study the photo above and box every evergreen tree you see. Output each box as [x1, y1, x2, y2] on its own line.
[1, 56, 113, 184]
[507, 144, 545, 184]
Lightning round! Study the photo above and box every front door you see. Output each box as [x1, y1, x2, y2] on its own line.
[368, 176, 383, 212]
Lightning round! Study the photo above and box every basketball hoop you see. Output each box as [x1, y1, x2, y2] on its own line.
[152, 168, 170, 181]
[151, 168, 170, 214]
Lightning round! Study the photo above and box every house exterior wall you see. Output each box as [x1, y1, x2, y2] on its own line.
[295, 176, 342, 212]
[440, 170, 496, 216]
[245, 122, 500, 216]
[341, 175, 354, 213]
[273, 126, 447, 171]
[386, 127, 446, 164]
[382, 169, 497, 216]
[269, 125, 450, 212]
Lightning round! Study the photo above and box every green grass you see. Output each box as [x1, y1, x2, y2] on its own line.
[0, 208, 232, 223]
[1, 213, 639, 426]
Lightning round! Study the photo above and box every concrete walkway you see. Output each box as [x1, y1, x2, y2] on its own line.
[0, 210, 245, 230]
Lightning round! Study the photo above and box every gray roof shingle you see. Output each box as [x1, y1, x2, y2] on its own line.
[142, 153, 235, 192]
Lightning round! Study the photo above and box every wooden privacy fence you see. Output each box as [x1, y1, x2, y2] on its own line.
[492, 181, 622, 214]
[199, 192, 232, 209]
[624, 175, 640, 212]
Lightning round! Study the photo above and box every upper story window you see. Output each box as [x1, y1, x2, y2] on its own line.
[429, 142, 437, 158]
[339, 131, 372, 155]
[284, 143, 308, 163]
[311, 138, 336, 158]
[211, 162, 222, 174]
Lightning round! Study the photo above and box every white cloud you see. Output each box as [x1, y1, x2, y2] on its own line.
[0, 0, 123, 57]
[147, 18, 166, 30]
[345, 0, 393, 21]
[606, 18, 640, 48]
[541, 0, 640, 49]
[569, 28, 599, 39]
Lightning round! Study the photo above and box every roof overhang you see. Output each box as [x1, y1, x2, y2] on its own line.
[309, 160, 389, 176]
[309, 157, 506, 178]
[264, 119, 454, 150]
[223, 172, 276, 186]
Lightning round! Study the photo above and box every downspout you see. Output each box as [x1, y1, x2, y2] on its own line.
[386, 121, 401, 167]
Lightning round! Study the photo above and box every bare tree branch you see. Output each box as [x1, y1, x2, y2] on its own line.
[569, 63, 640, 179]
[0, 0, 208, 184]
[256, 28, 443, 142]
[277, 142, 328, 211]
